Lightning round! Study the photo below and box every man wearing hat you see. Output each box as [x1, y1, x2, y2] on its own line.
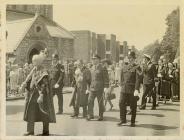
[50, 53, 65, 114]
[117, 51, 141, 127]
[87, 54, 109, 121]
[140, 54, 157, 110]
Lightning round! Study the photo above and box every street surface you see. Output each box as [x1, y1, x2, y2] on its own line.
[6, 87, 180, 136]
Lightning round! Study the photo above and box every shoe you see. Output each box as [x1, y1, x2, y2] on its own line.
[151, 107, 156, 110]
[42, 131, 49, 136]
[56, 111, 63, 115]
[97, 117, 103, 121]
[130, 123, 135, 127]
[70, 114, 78, 118]
[117, 121, 127, 126]
[139, 106, 146, 110]
[23, 132, 34, 136]
[86, 116, 94, 121]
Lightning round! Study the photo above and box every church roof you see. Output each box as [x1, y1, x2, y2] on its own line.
[7, 14, 74, 53]
[7, 17, 35, 53]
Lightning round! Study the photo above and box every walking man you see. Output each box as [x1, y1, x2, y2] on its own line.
[50, 54, 65, 114]
[87, 54, 109, 121]
[118, 51, 141, 127]
[140, 54, 157, 110]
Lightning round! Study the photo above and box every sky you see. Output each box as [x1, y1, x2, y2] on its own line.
[53, 1, 179, 50]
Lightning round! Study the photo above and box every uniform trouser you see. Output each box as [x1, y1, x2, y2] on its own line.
[88, 91, 104, 117]
[119, 93, 137, 123]
[74, 106, 87, 116]
[56, 93, 63, 112]
[27, 121, 49, 133]
[141, 84, 156, 108]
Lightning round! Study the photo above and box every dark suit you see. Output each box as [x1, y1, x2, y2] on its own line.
[50, 63, 65, 113]
[119, 63, 141, 123]
[141, 61, 157, 108]
[88, 63, 109, 118]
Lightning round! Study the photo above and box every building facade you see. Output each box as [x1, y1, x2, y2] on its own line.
[6, 5, 74, 66]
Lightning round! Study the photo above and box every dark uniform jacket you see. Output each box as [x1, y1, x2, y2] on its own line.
[90, 63, 109, 92]
[120, 63, 141, 94]
[142, 61, 157, 85]
[50, 63, 65, 93]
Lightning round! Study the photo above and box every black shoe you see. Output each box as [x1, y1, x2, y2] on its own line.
[42, 131, 49, 136]
[130, 123, 135, 127]
[151, 107, 156, 110]
[97, 117, 103, 121]
[86, 116, 94, 121]
[139, 106, 146, 110]
[23, 132, 34, 136]
[70, 114, 78, 118]
[56, 111, 63, 115]
[117, 121, 127, 126]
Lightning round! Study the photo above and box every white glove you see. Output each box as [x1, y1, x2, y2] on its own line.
[134, 90, 140, 97]
[104, 88, 108, 93]
[54, 83, 59, 88]
[85, 90, 90, 94]
[37, 94, 43, 104]
[169, 75, 173, 78]
[19, 82, 26, 93]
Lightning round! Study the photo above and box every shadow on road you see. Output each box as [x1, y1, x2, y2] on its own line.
[6, 105, 24, 115]
[137, 113, 165, 117]
[136, 124, 178, 130]
[105, 108, 119, 112]
[156, 108, 179, 112]
[103, 116, 120, 122]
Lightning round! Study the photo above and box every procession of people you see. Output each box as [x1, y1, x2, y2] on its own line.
[6, 48, 180, 136]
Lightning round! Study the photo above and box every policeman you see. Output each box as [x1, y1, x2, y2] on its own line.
[50, 54, 65, 114]
[139, 54, 157, 110]
[117, 51, 141, 127]
[87, 54, 109, 121]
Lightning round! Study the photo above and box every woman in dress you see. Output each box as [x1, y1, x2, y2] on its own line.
[70, 60, 91, 118]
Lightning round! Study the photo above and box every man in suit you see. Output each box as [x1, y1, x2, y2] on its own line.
[50, 54, 65, 114]
[117, 51, 141, 127]
[140, 54, 157, 110]
[87, 54, 109, 121]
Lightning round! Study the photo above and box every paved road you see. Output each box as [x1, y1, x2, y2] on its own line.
[6, 87, 180, 136]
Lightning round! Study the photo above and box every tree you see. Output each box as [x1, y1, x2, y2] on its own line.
[160, 8, 180, 62]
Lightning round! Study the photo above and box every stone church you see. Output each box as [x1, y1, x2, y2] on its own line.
[6, 5, 74, 66]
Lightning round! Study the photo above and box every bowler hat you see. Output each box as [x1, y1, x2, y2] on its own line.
[92, 54, 101, 59]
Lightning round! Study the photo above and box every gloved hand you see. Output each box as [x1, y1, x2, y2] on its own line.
[134, 90, 140, 101]
[85, 90, 90, 95]
[54, 83, 59, 88]
[37, 94, 43, 104]
[104, 88, 108, 93]
[19, 82, 26, 93]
